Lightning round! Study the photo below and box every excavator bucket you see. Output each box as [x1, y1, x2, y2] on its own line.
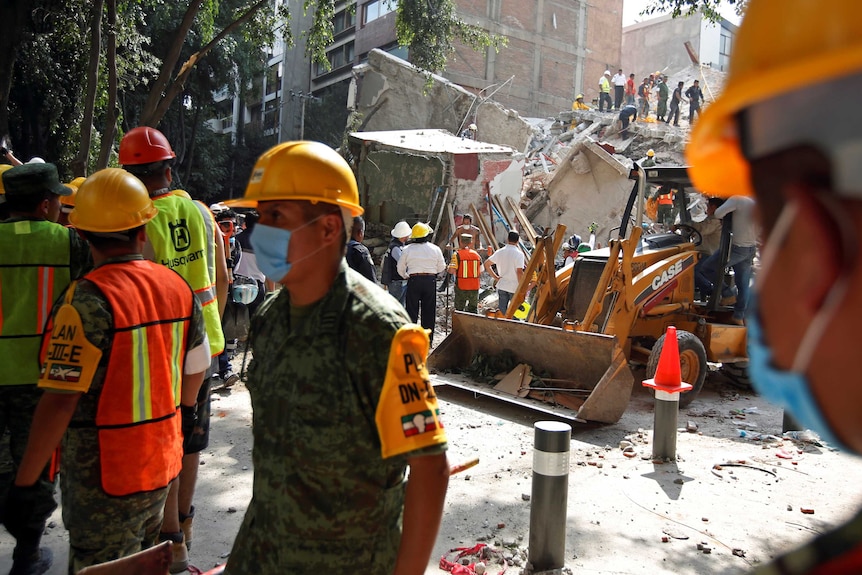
[429, 312, 634, 424]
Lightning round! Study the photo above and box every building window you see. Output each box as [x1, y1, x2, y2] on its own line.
[315, 41, 355, 76]
[364, 0, 396, 24]
[719, 30, 732, 72]
[334, 7, 356, 34]
[266, 63, 282, 96]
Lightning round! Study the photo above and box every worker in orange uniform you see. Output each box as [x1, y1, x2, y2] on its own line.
[448, 234, 482, 313]
[119, 127, 228, 572]
[3, 168, 209, 573]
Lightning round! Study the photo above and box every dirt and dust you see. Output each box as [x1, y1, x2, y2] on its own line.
[4, 353, 862, 575]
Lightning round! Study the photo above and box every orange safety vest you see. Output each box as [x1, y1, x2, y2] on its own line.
[87, 260, 192, 496]
[455, 249, 481, 291]
[658, 192, 674, 206]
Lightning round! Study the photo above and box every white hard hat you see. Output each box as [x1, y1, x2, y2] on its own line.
[391, 221, 412, 238]
[468, 123, 477, 131]
[210, 202, 228, 214]
[604, 70, 611, 76]
[562, 242, 572, 251]
[27, 157, 45, 164]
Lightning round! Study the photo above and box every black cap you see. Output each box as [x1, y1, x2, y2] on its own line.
[2, 163, 72, 197]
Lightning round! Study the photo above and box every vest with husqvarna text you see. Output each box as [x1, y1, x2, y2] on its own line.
[455, 248, 481, 291]
[85, 260, 191, 496]
[146, 193, 224, 356]
[0, 220, 74, 385]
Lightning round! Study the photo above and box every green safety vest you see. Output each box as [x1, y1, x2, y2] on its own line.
[146, 194, 225, 356]
[0, 220, 73, 385]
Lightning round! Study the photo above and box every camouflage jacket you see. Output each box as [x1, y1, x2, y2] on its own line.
[226, 262, 447, 574]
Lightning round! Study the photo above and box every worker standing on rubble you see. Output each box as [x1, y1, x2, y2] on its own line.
[484, 230, 525, 316]
[398, 222, 447, 344]
[5, 168, 208, 573]
[221, 141, 449, 575]
[637, 77, 651, 118]
[666, 81, 685, 127]
[0, 163, 92, 575]
[688, 1, 862, 570]
[119, 127, 228, 573]
[598, 71, 612, 112]
[625, 73, 636, 106]
[611, 68, 626, 110]
[685, 80, 704, 125]
[448, 234, 482, 313]
[656, 76, 669, 122]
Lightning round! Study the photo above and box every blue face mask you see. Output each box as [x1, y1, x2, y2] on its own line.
[249, 213, 332, 283]
[746, 300, 847, 450]
[250, 223, 293, 283]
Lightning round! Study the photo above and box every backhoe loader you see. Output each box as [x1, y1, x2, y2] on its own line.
[429, 165, 749, 424]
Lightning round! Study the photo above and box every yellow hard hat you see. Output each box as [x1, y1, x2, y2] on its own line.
[687, 0, 862, 197]
[0, 164, 13, 194]
[647, 149, 655, 157]
[226, 141, 362, 215]
[410, 222, 432, 239]
[576, 93, 584, 100]
[60, 177, 86, 207]
[70, 168, 158, 232]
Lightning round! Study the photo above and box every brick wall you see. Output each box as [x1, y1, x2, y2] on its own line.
[446, 0, 623, 118]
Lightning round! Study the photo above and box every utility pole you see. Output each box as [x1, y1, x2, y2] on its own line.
[289, 90, 320, 139]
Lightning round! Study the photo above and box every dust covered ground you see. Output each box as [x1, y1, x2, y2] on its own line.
[4, 352, 862, 575]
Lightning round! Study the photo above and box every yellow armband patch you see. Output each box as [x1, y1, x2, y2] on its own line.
[375, 325, 447, 459]
[39, 303, 102, 393]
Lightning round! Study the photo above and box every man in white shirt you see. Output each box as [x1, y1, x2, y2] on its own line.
[397, 222, 447, 343]
[484, 231, 526, 315]
[611, 68, 627, 110]
[694, 195, 758, 324]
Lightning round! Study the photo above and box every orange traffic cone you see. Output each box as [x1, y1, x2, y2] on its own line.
[642, 326, 692, 394]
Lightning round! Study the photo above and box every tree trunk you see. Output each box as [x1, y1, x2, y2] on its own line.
[141, 0, 271, 128]
[71, 0, 104, 177]
[183, 100, 201, 186]
[0, 2, 34, 143]
[138, 0, 205, 127]
[97, 0, 118, 170]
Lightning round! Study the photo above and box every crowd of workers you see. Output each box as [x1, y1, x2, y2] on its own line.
[585, 68, 705, 135]
[1, 1, 861, 573]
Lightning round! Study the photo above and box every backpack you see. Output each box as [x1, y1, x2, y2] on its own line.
[380, 246, 393, 284]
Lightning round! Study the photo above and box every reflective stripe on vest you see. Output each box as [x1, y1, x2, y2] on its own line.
[146, 194, 224, 356]
[0, 220, 73, 385]
[456, 249, 481, 291]
[87, 260, 191, 496]
[658, 194, 673, 206]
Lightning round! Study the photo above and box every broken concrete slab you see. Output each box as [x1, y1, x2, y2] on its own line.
[351, 49, 535, 155]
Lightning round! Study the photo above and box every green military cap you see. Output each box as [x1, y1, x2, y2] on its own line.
[2, 163, 72, 197]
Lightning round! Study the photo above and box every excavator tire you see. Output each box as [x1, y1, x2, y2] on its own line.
[646, 329, 708, 408]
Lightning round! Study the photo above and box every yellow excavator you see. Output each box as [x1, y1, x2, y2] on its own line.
[429, 165, 749, 424]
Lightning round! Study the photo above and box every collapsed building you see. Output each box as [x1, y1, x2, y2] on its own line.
[347, 48, 727, 251]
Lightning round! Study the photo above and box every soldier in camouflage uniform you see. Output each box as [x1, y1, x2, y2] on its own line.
[224, 141, 449, 575]
[4, 169, 209, 573]
[0, 163, 91, 575]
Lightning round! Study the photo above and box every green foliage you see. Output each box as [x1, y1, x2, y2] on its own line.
[641, 0, 747, 23]
[395, 0, 506, 74]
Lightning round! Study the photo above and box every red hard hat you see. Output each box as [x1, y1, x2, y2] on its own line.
[119, 127, 176, 166]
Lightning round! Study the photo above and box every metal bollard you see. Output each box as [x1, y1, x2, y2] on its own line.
[528, 421, 571, 572]
[642, 326, 692, 461]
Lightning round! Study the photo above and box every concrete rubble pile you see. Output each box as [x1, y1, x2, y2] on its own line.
[348, 51, 726, 258]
